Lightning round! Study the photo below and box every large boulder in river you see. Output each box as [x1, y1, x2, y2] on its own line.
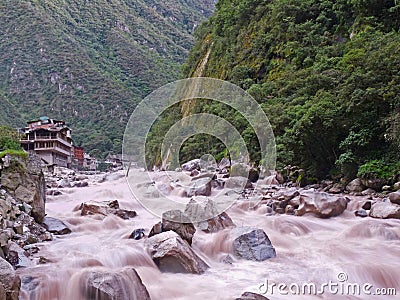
[346, 178, 365, 193]
[0, 256, 21, 300]
[370, 201, 400, 219]
[389, 191, 400, 205]
[82, 268, 151, 300]
[360, 178, 386, 191]
[225, 177, 253, 190]
[161, 210, 196, 245]
[230, 227, 276, 261]
[296, 192, 349, 218]
[146, 231, 209, 274]
[186, 178, 212, 197]
[42, 217, 72, 235]
[79, 200, 137, 220]
[184, 197, 235, 233]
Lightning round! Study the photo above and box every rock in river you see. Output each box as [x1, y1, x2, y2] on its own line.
[146, 231, 209, 274]
[42, 217, 72, 235]
[230, 227, 276, 261]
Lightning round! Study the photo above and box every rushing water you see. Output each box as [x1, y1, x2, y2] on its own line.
[18, 170, 400, 300]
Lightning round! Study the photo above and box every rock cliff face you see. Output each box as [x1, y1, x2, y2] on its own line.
[0, 154, 51, 298]
[1, 155, 46, 223]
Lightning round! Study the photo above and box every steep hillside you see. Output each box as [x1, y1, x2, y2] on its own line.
[153, 0, 400, 180]
[0, 0, 216, 156]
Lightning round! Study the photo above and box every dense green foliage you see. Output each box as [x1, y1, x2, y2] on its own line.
[150, 0, 400, 180]
[0, 0, 215, 157]
[0, 126, 22, 151]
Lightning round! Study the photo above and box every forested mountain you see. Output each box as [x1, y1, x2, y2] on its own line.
[150, 0, 400, 181]
[0, 0, 216, 156]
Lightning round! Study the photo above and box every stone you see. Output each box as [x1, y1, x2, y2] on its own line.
[46, 189, 62, 196]
[361, 188, 376, 196]
[187, 178, 212, 197]
[225, 176, 253, 190]
[355, 209, 368, 218]
[346, 178, 365, 193]
[161, 210, 196, 245]
[361, 178, 387, 191]
[370, 202, 400, 219]
[129, 228, 145, 240]
[218, 157, 231, 171]
[388, 191, 400, 205]
[148, 222, 163, 238]
[329, 183, 344, 194]
[184, 197, 235, 233]
[58, 178, 71, 188]
[394, 182, 400, 191]
[231, 227, 276, 261]
[82, 268, 151, 300]
[182, 159, 201, 172]
[296, 191, 349, 218]
[5, 241, 33, 268]
[42, 217, 72, 235]
[222, 254, 234, 265]
[0, 256, 21, 300]
[362, 201, 372, 210]
[235, 292, 270, 300]
[79, 200, 136, 220]
[146, 231, 209, 274]
[0, 158, 46, 223]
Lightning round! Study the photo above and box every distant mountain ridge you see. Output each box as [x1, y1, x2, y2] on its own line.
[0, 0, 216, 156]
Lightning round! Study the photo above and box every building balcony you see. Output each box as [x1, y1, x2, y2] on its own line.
[35, 146, 71, 157]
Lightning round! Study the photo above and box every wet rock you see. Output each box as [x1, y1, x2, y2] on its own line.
[58, 178, 71, 188]
[346, 178, 365, 193]
[146, 231, 209, 274]
[218, 157, 231, 171]
[189, 169, 200, 177]
[230, 163, 259, 182]
[355, 209, 368, 218]
[230, 227, 276, 261]
[394, 182, 400, 191]
[46, 189, 62, 196]
[361, 188, 376, 196]
[362, 201, 372, 210]
[73, 181, 89, 188]
[296, 192, 349, 218]
[328, 183, 344, 194]
[184, 197, 235, 233]
[182, 159, 201, 172]
[235, 292, 270, 300]
[5, 241, 33, 268]
[225, 177, 253, 190]
[0, 283, 6, 300]
[148, 222, 163, 238]
[370, 202, 400, 219]
[162, 210, 196, 245]
[389, 191, 400, 205]
[187, 178, 212, 197]
[285, 205, 295, 215]
[129, 228, 145, 240]
[0, 256, 21, 300]
[82, 268, 151, 300]
[222, 254, 234, 265]
[114, 209, 137, 220]
[42, 217, 71, 235]
[79, 200, 137, 220]
[361, 178, 386, 191]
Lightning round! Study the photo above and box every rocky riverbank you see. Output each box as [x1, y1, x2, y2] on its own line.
[2, 155, 400, 299]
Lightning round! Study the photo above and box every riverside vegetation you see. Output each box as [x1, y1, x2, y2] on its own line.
[146, 0, 400, 186]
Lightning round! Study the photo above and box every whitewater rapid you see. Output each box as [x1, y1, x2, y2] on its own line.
[18, 169, 400, 300]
